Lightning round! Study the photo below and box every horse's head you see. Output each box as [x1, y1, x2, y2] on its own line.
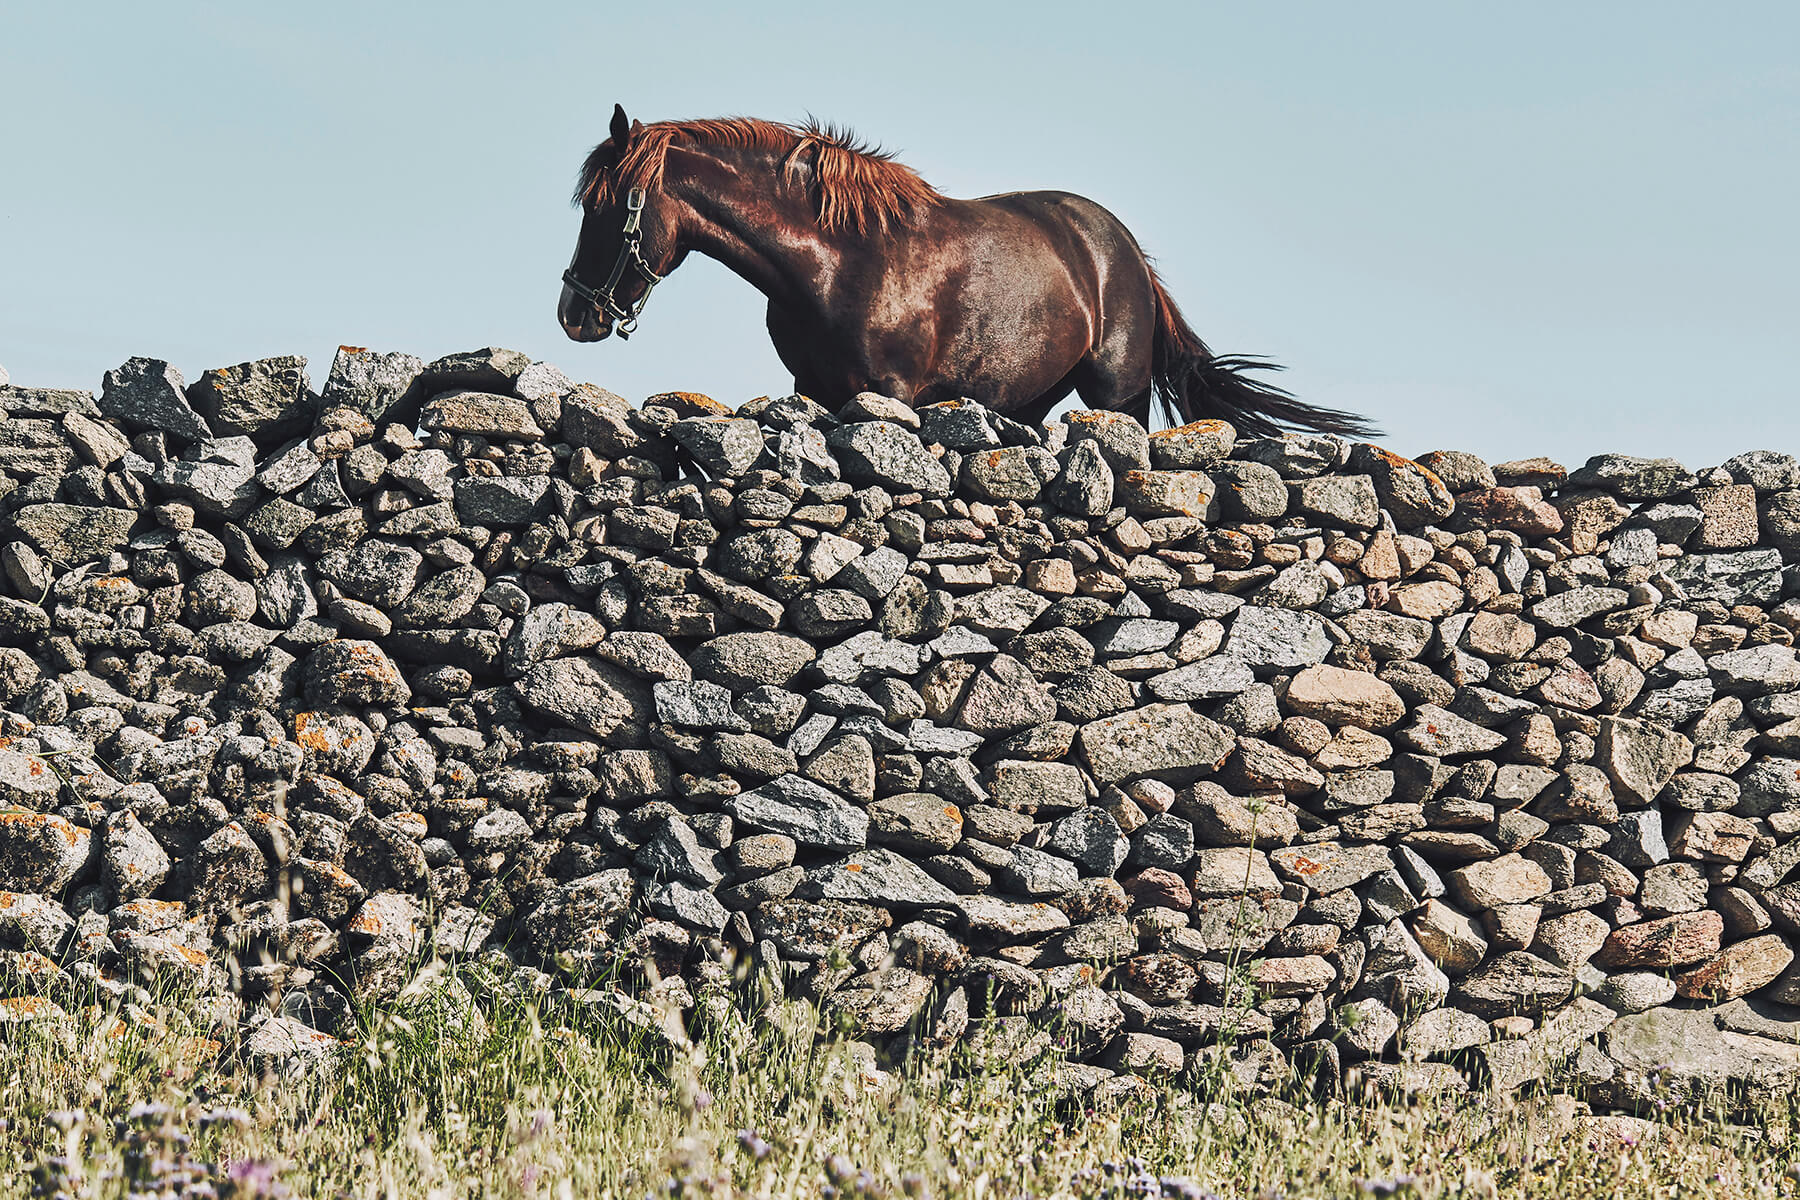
[560, 104, 678, 342]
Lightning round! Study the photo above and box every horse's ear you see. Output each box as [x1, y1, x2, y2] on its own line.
[611, 104, 631, 146]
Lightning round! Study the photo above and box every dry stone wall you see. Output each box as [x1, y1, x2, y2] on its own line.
[3, 345, 1800, 1102]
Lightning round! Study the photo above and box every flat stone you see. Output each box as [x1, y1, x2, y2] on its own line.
[1078, 703, 1235, 785]
[1283, 664, 1404, 730]
[1530, 587, 1629, 628]
[1289, 474, 1380, 528]
[797, 848, 958, 907]
[1396, 705, 1507, 758]
[512, 656, 652, 741]
[14, 504, 137, 562]
[827, 422, 951, 496]
[1674, 934, 1794, 1001]
[1596, 911, 1724, 969]
[730, 776, 869, 851]
[1222, 606, 1330, 670]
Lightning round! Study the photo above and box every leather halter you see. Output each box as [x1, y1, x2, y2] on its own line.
[561, 188, 663, 338]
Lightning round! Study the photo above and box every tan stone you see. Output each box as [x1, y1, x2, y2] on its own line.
[1669, 811, 1758, 863]
[1595, 911, 1725, 969]
[1313, 726, 1394, 770]
[1693, 483, 1759, 550]
[1532, 910, 1611, 968]
[1639, 609, 1698, 650]
[1463, 610, 1538, 660]
[1189, 847, 1281, 899]
[1250, 955, 1337, 996]
[1675, 934, 1793, 1000]
[1448, 854, 1552, 909]
[1358, 530, 1401, 581]
[1229, 738, 1324, 796]
[1536, 661, 1602, 711]
[1389, 580, 1464, 620]
[1484, 903, 1543, 950]
[1283, 664, 1405, 730]
[1411, 899, 1488, 974]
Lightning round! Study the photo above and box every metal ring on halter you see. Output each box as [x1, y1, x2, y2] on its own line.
[562, 187, 664, 339]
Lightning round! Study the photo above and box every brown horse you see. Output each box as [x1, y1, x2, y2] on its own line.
[560, 105, 1375, 437]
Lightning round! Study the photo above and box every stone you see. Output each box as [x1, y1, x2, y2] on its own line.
[1078, 703, 1235, 785]
[1222, 606, 1330, 670]
[1149, 420, 1235, 470]
[1596, 911, 1724, 969]
[1530, 587, 1629, 628]
[1348, 444, 1455, 525]
[1289, 474, 1380, 528]
[798, 848, 958, 907]
[692, 632, 816, 690]
[513, 657, 651, 741]
[1410, 899, 1488, 974]
[1119, 470, 1213, 517]
[1564, 454, 1696, 500]
[1674, 934, 1793, 1001]
[319, 346, 424, 424]
[1447, 855, 1551, 909]
[828, 422, 952, 496]
[14, 504, 137, 562]
[1453, 951, 1573, 1019]
[1396, 705, 1507, 758]
[1480, 997, 1615, 1092]
[731, 776, 869, 851]
[1269, 842, 1393, 895]
[1283, 664, 1404, 730]
[1593, 717, 1693, 806]
[99, 357, 211, 441]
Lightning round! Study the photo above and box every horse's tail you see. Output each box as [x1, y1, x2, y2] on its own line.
[1147, 267, 1379, 439]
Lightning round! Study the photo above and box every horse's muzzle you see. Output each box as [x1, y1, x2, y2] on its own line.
[559, 293, 614, 342]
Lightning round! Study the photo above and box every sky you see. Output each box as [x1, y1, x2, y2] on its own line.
[2, 1, 1795, 467]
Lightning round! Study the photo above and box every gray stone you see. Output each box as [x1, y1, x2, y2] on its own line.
[99, 357, 211, 441]
[827, 422, 951, 496]
[1289, 474, 1380, 528]
[187, 356, 314, 440]
[1211, 460, 1288, 520]
[513, 657, 652, 741]
[1148, 656, 1255, 701]
[1564, 454, 1696, 500]
[730, 776, 869, 850]
[1079, 703, 1235, 785]
[319, 346, 424, 424]
[798, 848, 958, 906]
[1222, 606, 1330, 670]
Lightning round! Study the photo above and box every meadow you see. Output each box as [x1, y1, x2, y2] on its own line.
[1, 954, 1791, 1200]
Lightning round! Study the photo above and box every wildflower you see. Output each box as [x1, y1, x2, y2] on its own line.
[1356, 1176, 1418, 1196]
[200, 1108, 255, 1129]
[825, 1154, 857, 1184]
[738, 1129, 773, 1160]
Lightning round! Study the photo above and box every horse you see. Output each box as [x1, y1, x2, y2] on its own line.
[559, 105, 1376, 438]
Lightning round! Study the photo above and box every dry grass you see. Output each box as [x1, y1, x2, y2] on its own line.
[1, 959, 1795, 1199]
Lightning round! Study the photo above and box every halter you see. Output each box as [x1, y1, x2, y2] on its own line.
[561, 188, 663, 338]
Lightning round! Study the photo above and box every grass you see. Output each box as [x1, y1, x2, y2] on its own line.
[2, 951, 1797, 1199]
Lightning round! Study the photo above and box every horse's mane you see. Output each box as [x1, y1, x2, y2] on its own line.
[575, 117, 941, 237]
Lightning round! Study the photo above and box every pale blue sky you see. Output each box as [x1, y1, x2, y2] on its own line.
[2, 1, 1794, 466]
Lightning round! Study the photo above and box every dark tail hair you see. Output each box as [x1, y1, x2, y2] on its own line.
[1148, 268, 1379, 439]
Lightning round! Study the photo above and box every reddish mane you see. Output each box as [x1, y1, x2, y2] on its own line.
[576, 117, 941, 237]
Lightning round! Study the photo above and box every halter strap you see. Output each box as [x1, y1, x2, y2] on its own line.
[562, 188, 664, 338]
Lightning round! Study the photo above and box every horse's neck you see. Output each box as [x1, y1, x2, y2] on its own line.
[667, 146, 839, 312]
